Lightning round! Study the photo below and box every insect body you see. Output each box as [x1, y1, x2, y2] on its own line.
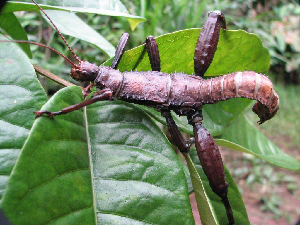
[2, 1, 279, 225]
[56, 64, 279, 124]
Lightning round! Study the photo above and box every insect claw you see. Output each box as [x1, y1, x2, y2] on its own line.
[186, 137, 195, 148]
[82, 83, 93, 98]
[34, 110, 54, 118]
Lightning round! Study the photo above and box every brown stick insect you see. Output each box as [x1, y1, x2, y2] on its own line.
[1, 1, 279, 224]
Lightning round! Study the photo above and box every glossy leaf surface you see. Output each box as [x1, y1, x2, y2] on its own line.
[1, 86, 194, 224]
[0, 38, 47, 201]
[114, 29, 300, 171]
[0, 12, 32, 57]
[218, 114, 300, 170]
[1, 19, 299, 225]
[115, 29, 270, 75]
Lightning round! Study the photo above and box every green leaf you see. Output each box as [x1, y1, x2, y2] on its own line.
[115, 29, 270, 75]
[181, 160, 194, 194]
[43, 10, 116, 57]
[0, 37, 47, 201]
[188, 149, 250, 225]
[4, 0, 146, 30]
[1, 86, 194, 225]
[218, 114, 300, 171]
[185, 153, 219, 225]
[111, 29, 300, 172]
[0, 12, 32, 57]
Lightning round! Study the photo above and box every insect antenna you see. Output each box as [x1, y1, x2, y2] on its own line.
[0, 39, 77, 68]
[31, 0, 81, 63]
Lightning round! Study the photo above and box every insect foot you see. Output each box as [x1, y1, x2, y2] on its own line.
[34, 110, 56, 118]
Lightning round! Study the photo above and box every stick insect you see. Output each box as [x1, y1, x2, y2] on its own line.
[0, 1, 279, 224]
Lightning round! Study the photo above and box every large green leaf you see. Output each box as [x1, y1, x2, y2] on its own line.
[140, 98, 252, 136]
[109, 29, 269, 136]
[115, 29, 270, 75]
[114, 28, 300, 171]
[3, 0, 146, 30]
[1, 86, 194, 225]
[217, 114, 300, 170]
[0, 37, 47, 201]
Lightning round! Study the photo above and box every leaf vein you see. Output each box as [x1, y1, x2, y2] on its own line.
[15, 168, 90, 211]
[45, 205, 93, 225]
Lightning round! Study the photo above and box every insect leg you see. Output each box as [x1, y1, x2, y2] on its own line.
[194, 11, 227, 77]
[189, 114, 234, 225]
[34, 89, 113, 117]
[111, 33, 130, 69]
[161, 110, 194, 152]
[145, 36, 161, 72]
[82, 83, 94, 98]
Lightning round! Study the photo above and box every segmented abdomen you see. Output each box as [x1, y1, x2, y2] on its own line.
[167, 71, 279, 123]
[199, 71, 279, 123]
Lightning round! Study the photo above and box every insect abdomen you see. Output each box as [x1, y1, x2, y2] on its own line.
[199, 71, 279, 123]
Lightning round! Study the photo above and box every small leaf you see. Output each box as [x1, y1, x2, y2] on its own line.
[43, 10, 116, 57]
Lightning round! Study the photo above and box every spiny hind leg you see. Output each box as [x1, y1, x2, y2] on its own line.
[188, 113, 234, 225]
